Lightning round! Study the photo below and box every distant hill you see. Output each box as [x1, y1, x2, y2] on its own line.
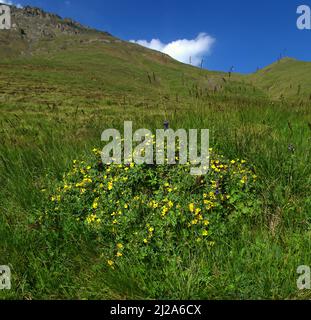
[249, 57, 311, 100]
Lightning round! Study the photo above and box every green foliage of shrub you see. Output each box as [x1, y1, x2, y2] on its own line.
[39, 148, 260, 270]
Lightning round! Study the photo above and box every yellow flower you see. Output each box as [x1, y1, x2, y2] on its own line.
[108, 181, 113, 190]
[203, 220, 210, 226]
[86, 214, 97, 224]
[107, 260, 114, 267]
[117, 243, 123, 249]
[202, 229, 208, 236]
[189, 203, 195, 213]
[143, 238, 148, 244]
[124, 204, 128, 209]
[168, 201, 174, 208]
[195, 208, 201, 215]
[191, 219, 198, 225]
[209, 192, 216, 199]
[161, 206, 169, 216]
[51, 195, 61, 202]
[116, 252, 123, 257]
[230, 160, 236, 164]
[92, 201, 98, 210]
[148, 227, 154, 233]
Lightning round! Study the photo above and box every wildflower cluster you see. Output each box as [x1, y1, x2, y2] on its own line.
[40, 148, 260, 269]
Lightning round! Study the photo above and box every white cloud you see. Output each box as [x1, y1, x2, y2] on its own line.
[130, 33, 215, 66]
[0, 0, 23, 8]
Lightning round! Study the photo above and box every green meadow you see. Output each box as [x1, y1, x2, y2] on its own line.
[0, 36, 311, 299]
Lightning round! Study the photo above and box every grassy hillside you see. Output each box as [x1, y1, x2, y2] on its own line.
[1, 8, 311, 300]
[249, 57, 311, 100]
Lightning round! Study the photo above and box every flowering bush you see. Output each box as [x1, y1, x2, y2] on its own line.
[40, 148, 260, 269]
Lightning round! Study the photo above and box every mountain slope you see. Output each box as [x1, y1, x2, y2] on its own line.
[0, 5, 113, 59]
[0, 6, 219, 98]
[2, 5, 266, 124]
[249, 57, 311, 100]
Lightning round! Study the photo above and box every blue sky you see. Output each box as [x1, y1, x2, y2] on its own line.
[3, 0, 311, 73]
